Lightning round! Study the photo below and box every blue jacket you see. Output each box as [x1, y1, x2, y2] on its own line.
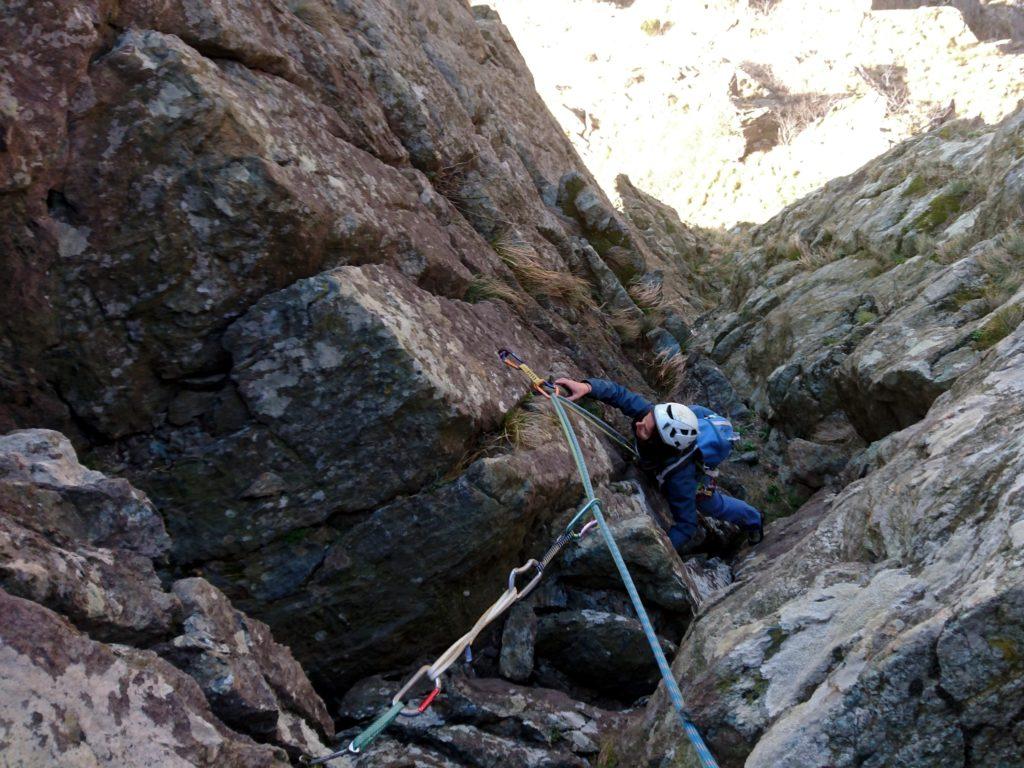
[585, 378, 712, 544]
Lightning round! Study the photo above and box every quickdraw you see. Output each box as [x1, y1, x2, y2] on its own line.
[300, 481, 601, 765]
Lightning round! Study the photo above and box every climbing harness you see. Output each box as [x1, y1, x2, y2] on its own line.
[698, 467, 720, 497]
[301, 483, 600, 764]
[301, 350, 718, 767]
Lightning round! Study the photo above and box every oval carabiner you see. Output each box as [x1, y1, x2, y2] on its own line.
[393, 664, 443, 717]
[508, 558, 544, 598]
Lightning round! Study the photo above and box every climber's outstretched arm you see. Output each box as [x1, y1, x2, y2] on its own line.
[554, 377, 653, 421]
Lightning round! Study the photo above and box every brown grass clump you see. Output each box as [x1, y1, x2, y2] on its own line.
[499, 405, 560, 450]
[975, 229, 1024, 306]
[605, 305, 645, 343]
[627, 277, 665, 312]
[652, 349, 687, 392]
[464, 276, 527, 311]
[492, 230, 593, 309]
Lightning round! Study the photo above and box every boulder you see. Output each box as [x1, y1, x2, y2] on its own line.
[560, 481, 733, 611]
[499, 601, 539, 682]
[0, 429, 179, 643]
[0, 513, 179, 645]
[0, 429, 170, 559]
[157, 577, 333, 754]
[0, 589, 291, 768]
[0, 429, 335, 762]
[535, 609, 676, 701]
[337, 674, 627, 766]
[785, 438, 849, 489]
[201, 438, 616, 690]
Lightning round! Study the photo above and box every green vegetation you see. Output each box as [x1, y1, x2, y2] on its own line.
[971, 304, 1024, 350]
[904, 174, 930, 197]
[855, 309, 878, 325]
[950, 285, 985, 308]
[913, 179, 972, 233]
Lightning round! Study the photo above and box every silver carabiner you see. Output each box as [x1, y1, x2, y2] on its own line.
[508, 558, 544, 598]
[392, 664, 443, 717]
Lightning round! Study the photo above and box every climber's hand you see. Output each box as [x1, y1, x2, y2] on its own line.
[554, 378, 592, 401]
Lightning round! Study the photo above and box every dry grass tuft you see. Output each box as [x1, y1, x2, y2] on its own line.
[606, 305, 645, 343]
[492, 230, 593, 309]
[464, 275, 527, 311]
[976, 230, 1024, 307]
[288, 0, 335, 30]
[627, 278, 665, 312]
[499, 403, 559, 450]
[652, 349, 687, 392]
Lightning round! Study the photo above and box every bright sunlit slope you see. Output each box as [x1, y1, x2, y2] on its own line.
[487, 0, 1024, 227]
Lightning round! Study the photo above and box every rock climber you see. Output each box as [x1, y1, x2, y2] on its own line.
[554, 376, 764, 553]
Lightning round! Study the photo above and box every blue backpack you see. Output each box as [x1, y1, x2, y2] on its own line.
[696, 412, 736, 469]
[656, 411, 738, 486]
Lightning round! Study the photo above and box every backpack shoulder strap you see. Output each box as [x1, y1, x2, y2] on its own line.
[656, 445, 697, 487]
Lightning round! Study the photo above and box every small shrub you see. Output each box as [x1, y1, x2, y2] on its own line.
[856, 64, 909, 116]
[640, 18, 672, 35]
[855, 309, 878, 325]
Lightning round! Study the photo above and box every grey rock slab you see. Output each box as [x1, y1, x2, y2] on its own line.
[625, 323, 1024, 767]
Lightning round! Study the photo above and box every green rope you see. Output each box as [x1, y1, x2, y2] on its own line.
[549, 393, 719, 768]
[350, 701, 404, 753]
[546, 387, 639, 458]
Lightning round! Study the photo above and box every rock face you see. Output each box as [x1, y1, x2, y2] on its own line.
[627, 321, 1024, 768]
[0, 0, 700, 705]
[709, 107, 1024, 460]
[0, 430, 334, 763]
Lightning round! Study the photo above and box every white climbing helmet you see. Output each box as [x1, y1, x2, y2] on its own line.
[653, 402, 699, 451]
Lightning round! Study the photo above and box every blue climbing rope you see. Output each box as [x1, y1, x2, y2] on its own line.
[548, 390, 719, 768]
